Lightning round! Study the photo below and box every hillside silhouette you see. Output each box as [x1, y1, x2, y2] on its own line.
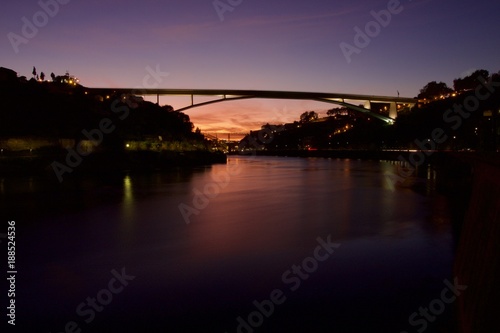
[0, 67, 224, 176]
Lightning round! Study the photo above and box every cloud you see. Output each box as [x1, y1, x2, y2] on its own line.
[150, 21, 216, 41]
[143, 4, 367, 43]
[188, 101, 281, 132]
[184, 96, 339, 133]
[231, 6, 367, 28]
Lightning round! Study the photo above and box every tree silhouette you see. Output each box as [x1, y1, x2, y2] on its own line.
[50, 72, 56, 81]
[492, 71, 500, 82]
[327, 107, 348, 116]
[417, 81, 452, 100]
[299, 111, 318, 123]
[32, 66, 37, 78]
[453, 69, 490, 91]
[40, 72, 45, 81]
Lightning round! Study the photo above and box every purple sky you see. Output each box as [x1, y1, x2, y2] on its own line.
[1, 0, 499, 132]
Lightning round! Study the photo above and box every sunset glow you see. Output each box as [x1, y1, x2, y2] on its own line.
[2, 0, 499, 132]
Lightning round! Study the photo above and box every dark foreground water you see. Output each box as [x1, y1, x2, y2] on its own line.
[2, 156, 457, 332]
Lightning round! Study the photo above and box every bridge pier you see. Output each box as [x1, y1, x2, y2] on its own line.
[389, 102, 397, 119]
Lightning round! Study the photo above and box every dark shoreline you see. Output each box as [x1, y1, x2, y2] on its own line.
[0, 150, 227, 178]
[233, 148, 456, 162]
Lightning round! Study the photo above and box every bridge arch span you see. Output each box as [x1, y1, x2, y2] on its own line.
[176, 95, 397, 124]
[87, 88, 417, 124]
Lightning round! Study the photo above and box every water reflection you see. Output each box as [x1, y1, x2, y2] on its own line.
[120, 175, 135, 242]
[12, 156, 455, 332]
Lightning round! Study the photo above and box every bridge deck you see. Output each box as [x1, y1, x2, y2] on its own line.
[87, 88, 418, 104]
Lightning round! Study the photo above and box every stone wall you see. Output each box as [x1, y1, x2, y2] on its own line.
[454, 159, 500, 333]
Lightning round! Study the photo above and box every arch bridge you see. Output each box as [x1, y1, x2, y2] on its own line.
[89, 88, 418, 124]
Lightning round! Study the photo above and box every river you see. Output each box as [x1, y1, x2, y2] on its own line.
[3, 156, 456, 332]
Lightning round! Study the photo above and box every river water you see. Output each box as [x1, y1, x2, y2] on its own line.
[4, 156, 456, 332]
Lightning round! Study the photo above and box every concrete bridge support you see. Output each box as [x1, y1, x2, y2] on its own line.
[389, 102, 397, 119]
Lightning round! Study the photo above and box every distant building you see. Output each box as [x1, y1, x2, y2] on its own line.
[54, 72, 80, 86]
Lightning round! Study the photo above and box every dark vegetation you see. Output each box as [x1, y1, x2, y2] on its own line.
[240, 69, 500, 153]
[0, 67, 204, 147]
[0, 67, 225, 175]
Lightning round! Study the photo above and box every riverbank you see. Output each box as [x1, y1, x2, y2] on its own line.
[449, 153, 500, 333]
[235, 149, 430, 160]
[233, 148, 464, 164]
[235, 149, 500, 168]
[0, 149, 226, 178]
